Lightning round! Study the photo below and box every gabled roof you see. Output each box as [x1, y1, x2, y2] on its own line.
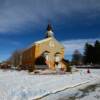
[22, 37, 64, 52]
[22, 38, 52, 52]
[35, 37, 64, 48]
[22, 43, 35, 52]
[35, 37, 63, 48]
[34, 37, 52, 44]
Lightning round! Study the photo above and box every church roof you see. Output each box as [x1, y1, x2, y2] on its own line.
[22, 24, 64, 52]
[22, 38, 52, 52]
[35, 37, 64, 48]
[34, 37, 52, 44]
[22, 37, 64, 52]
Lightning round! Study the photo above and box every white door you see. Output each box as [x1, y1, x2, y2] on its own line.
[57, 63, 61, 68]
[55, 63, 61, 72]
[45, 55, 49, 61]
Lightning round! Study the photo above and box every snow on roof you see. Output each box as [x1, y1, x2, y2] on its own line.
[22, 38, 52, 52]
[34, 37, 52, 44]
[22, 37, 64, 52]
[22, 43, 35, 52]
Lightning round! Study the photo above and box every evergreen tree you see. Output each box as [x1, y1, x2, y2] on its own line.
[94, 40, 100, 64]
[83, 43, 94, 64]
[83, 40, 100, 64]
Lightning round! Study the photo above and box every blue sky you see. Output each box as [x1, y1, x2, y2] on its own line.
[0, 0, 100, 62]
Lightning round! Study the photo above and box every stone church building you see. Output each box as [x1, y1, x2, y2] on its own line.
[19, 24, 68, 71]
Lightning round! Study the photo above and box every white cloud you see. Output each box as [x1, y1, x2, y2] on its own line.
[0, 0, 100, 33]
[62, 38, 100, 56]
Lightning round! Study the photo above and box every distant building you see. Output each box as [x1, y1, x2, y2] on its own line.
[18, 24, 69, 71]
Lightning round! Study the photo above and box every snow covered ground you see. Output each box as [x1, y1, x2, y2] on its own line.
[42, 80, 100, 100]
[42, 69, 100, 100]
[0, 69, 99, 100]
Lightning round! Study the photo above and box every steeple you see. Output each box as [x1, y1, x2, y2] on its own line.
[45, 24, 54, 38]
[47, 24, 52, 31]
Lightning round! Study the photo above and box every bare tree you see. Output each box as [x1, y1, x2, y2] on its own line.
[10, 50, 22, 68]
[72, 50, 83, 65]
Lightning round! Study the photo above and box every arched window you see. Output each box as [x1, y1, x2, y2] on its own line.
[55, 52, 61, 62]
[43, 51, 50, 61]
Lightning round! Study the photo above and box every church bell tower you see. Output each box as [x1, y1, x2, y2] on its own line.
[45, 24, 54, 38]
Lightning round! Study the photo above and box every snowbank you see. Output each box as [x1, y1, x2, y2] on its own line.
[0, 69, 99, 100]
